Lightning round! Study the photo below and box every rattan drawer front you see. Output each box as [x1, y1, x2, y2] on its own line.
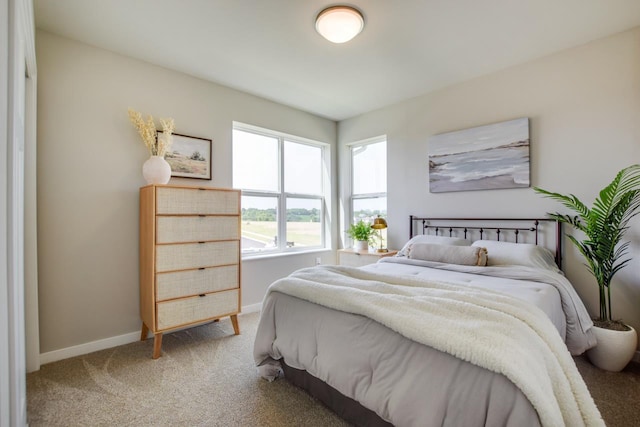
[156, 265, 239, 301]
[156, 241, 239, 272]
[156, 216, 239, 244]
[156, 289, 239, 330]
[156, 187, 239, 215]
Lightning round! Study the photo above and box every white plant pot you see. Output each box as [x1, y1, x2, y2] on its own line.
[142, 155, 171, 185]
[587, 324, 637, 372]
[354, 240, 369, 251]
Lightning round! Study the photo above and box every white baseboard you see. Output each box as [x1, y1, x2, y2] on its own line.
[39, 330, 141, 366]
[240, 302, 262, 314]
[40, 303, 263, 366]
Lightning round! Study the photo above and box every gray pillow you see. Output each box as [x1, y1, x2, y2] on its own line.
[406, 243, 487, 266]
[397, 234, 470, 257]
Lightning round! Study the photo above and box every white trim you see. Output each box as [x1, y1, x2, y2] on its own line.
[39, 303, 264, 366]
[241, 248, 331, 262]
[21, 0, 38, 374]
[240, 302, 263, 314]
[39, 331, 142, 366]
[23, 70, 37, 373]
[0, 1, 34, 422]
[0, 0, 11, 421]
[345, 134, 386, 148]
[233, 121, 328, 148]
[18, 0, 35, 76]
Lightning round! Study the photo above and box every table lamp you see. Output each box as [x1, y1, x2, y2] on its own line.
[372, 216, 388, 253]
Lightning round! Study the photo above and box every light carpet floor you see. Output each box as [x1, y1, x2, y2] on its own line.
[27, 312, 640, 426]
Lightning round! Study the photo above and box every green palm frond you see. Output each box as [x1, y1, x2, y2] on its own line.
[533, 164, 640, 321]
[533, 188, 591, 220]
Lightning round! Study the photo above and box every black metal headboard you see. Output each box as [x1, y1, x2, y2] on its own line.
[409, 216, 563, 269]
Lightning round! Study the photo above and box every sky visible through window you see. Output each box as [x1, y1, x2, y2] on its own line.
[233, 130, 322, 210]
[353, 142, 386, 195]
[232, 130, 278, 192]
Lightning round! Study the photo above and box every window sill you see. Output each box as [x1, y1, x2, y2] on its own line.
[241, 248, 332, 262]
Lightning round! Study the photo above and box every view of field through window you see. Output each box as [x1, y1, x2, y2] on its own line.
[240, 196, 322, 251]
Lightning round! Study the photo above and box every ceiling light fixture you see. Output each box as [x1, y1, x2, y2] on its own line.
[315, 6, 364, 44]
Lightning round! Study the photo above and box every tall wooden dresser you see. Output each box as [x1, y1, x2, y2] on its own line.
[139, 184, 241, 358]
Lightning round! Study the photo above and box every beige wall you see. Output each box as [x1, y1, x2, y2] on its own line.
[339, 28, 640, 339]
[36, 31, 337, 353]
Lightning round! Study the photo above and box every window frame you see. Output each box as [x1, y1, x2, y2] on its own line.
[233, 122, 330, 257]
[348, 136, 387, 241]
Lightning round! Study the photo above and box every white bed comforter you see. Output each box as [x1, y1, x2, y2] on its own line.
[255, 264, 603, 427]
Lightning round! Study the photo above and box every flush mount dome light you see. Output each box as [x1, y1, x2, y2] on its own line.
[315, 6, 364, 43]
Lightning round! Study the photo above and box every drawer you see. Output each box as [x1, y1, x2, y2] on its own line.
[156, 241, 238, 272]
[156, 289, 239, 331]
[156, 187, 239, 215]
[156, 265, 239, 301]
[156, 216, 239, 243]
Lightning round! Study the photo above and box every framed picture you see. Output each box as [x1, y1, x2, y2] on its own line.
[428, 117, 530, 193]
[160, 131, 212, 180]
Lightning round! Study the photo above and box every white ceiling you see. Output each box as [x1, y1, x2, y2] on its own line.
[34, 0, 640, 121]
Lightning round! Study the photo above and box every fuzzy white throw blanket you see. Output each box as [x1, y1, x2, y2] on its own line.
[266, 265, 604, 427]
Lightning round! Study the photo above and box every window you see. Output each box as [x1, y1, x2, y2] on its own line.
[233, 123, 328, 256]
[350, 137, 387, 244]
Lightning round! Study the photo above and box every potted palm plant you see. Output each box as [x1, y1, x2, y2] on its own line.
[534, 164, 640, 371]
[347, 220, 375, 251]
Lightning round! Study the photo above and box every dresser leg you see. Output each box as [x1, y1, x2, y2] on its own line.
[152, 333, 163, 359]
[140, 322, 149, 341]
[230, 315, 240, 335]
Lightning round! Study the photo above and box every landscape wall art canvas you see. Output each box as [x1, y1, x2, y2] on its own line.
[428, 118, 530, 193]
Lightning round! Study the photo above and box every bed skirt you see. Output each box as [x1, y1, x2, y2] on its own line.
[281, 360, 392, 427]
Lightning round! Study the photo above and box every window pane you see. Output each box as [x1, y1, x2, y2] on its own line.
[284, 141, 322, 195]
[240, 196, 278, 253]
[352, 141, 386, 194]
[233, 130, 279, 191]
[353, 197, 387, 223]
[286, 198, 322, 248]
[353, 197, 387, 251]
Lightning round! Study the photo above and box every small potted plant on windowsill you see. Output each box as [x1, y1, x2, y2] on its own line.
[347, 220, 375, 251]
[534, 164, 640, 371]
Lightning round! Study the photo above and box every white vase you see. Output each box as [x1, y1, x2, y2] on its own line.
[587, 324, 637, 372]
[354, 240, 369, 251]
[142, 155, 171, 185]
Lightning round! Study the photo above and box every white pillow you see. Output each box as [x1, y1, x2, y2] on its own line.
[397, 235, 470, 257]
[471, 240, 560, 272]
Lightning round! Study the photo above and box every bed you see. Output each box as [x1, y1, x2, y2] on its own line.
[253, 217, 604, 427]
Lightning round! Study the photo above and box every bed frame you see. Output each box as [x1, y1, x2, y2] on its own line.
[409, 216, 563, 269]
